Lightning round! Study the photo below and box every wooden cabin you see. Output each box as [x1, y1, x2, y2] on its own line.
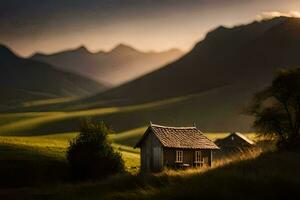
[215, 132, 255, 153]
[135, 123, 219, 173]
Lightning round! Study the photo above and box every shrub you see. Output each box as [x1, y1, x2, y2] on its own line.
[66, 120, 125, 180]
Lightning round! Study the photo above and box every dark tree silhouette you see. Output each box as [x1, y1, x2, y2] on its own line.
[67, 120, 124, 180]
[249, 68, 300, 149]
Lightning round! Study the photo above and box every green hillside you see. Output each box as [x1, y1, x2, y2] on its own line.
[0, 44, 106, 111]
[0, 83, 256, 137]
[0, 87, 57, 111]
[0, 132, 141, 188]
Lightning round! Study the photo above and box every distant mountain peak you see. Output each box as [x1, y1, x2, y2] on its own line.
[64, 45, 92, 56]
[30, 42, 184, 85]
[110, 43, 139, 54]
[31, 45, 91, 58]
[215, 25, 229, 31]
[76, 45, 90, 53]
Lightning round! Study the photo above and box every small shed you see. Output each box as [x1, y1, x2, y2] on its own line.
[135, 123, 219, 173]
[215, 132, 255, 153]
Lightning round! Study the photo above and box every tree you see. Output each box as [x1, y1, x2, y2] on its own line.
[249, 68, 300, 149]
[66, 120, 125, 180]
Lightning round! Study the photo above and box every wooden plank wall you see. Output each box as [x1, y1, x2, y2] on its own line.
[140, 131, 163, 172]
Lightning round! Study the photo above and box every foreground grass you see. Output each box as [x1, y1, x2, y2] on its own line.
[0, 130, 257, 190]
[109, 150, 300, 200]
[7, 149, 299, 200]
[0, 129, 287, 200]
[0, 143, 69, 188]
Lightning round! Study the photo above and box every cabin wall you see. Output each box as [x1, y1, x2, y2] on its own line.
[163, 148, 213, 167]
[140, 132, 163, 172]
[140, 143, 149, 172]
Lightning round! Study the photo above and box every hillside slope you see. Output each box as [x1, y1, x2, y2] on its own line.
[0, 45, 106, 109]
[90, 17, 300, 103]
[80, 17, 300, 131]
[31, 44, 183, 85]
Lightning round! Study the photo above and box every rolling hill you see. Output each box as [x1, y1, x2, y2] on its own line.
[0, 44, 106, 110]
[3, 17, 300, 135]
[80, 17, 300, 131]
[31, 44, 183, 85]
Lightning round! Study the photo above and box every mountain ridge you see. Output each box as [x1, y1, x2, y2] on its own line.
[31, 44, 184, 85]
[93, 17, 294, 101]
[81, 17, 300, 131]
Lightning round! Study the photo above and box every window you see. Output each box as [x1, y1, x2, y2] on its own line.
[195, 151, 202, 163]
[175, 150, 183, 163]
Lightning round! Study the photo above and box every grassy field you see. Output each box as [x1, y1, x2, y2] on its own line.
[0, 106, 294, 200]
[0, 129, 253, 173]
[0, 98, 175, 135]
[0, 98, 256, 180]
[0, 92, 256, 198]
[22, 97, 78, 108]
[0, 133, 140, 172]
[0, 89, 253, 136]
[0, 127, 257, 190]
[2, 148, 299, 200]
[0, 105, 256, 177]
[0, 131, 141, 189]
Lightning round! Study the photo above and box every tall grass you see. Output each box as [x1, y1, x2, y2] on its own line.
[35, 149, 292, 200]
[1, 135, 295, 200]
[103, 149, 300, 200]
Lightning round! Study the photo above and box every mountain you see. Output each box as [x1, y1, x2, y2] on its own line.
[0, 44, 106, 109]
[31, 44, 183, 85]
[82, 17, 300, 131]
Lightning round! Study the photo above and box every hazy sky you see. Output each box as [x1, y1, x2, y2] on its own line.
[1, 0, 300, 56]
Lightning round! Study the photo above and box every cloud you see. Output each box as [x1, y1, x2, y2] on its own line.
[257, 11, 300, 20]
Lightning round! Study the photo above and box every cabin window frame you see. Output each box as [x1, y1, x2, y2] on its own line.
[175, 150, 183, 163]
[194, 151, 202, 163]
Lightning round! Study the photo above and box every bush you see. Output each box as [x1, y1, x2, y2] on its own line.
[66, 120, 125, 180]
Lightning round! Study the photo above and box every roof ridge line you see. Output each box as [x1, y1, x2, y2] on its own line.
[150, 123, 197, 129]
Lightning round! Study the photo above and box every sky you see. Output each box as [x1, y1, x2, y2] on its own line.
[1, 0, 300, 57]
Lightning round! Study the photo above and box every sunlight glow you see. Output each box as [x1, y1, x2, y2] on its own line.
[257, 10, 300, 20]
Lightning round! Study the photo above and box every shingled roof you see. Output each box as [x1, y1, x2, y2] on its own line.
[135, 124, 219, 149]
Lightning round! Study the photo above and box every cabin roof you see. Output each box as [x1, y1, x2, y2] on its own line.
[135, 124, 219, 149]
[217, 132, 255, 145]
[231, 132, 255, 145]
